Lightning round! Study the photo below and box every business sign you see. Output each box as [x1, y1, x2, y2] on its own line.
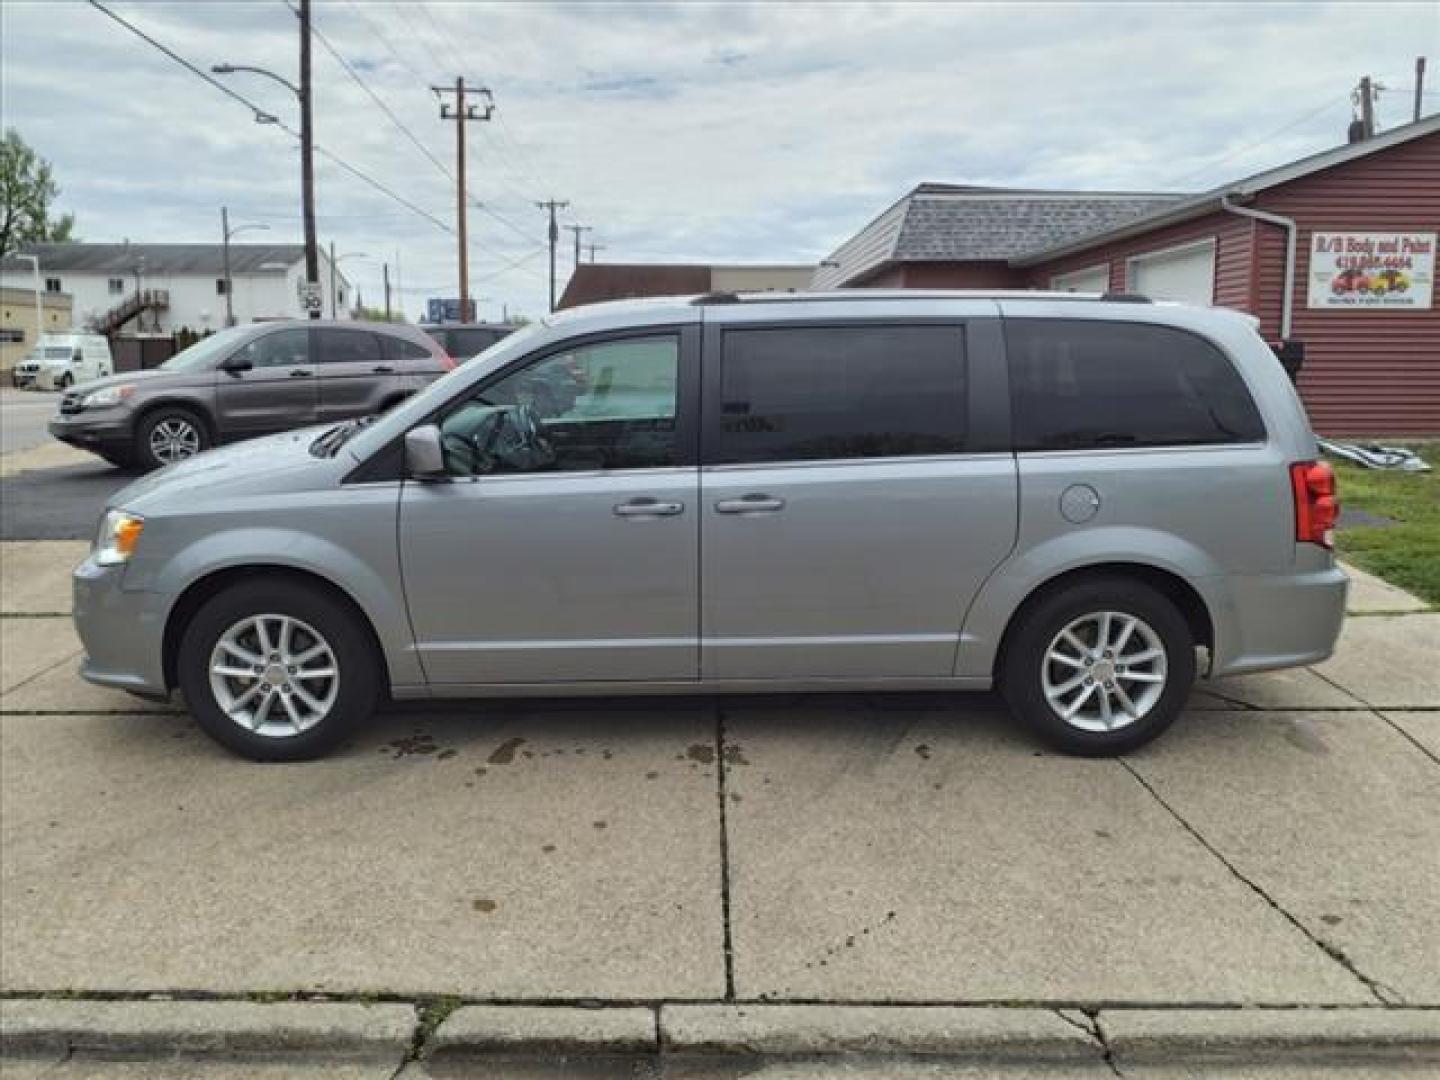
[297, 282, 324, 314]
[1307, 232, 1434, 309]
[426, 298, 477, 323]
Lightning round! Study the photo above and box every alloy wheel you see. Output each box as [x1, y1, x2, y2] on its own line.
[1041, 610, 1168, 732]
[208, 614, 340, 737]
[149, 418, 201, 463]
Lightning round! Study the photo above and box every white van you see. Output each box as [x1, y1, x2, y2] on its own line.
[12, 334, 114, 390]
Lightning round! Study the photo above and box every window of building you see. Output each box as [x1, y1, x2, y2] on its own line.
[216, 278, 229, 296]
[108, 278, 125, 295]
[44, 278, 61, 294]
[440, 334, 680, 475]
[1007, 319, 1264, 451]
[1126, 240, 1216, 305]
[713, 325, 968, 465]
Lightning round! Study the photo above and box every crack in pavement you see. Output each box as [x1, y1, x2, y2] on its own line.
[1309, 667, 1440, 769]
[715, 703, 736, 1002]
[1117, 758, 1402, 1006]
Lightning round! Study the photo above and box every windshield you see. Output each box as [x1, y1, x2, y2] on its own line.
[158, 326, 254, 373]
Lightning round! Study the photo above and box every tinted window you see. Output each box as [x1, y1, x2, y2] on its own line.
[444, 328, 506, 358]
[381, 333, 434, 363]
[315, 329, 382, 366]
[233, 328, 309, 369]
[1007, 320, 1264, 451]
[439, 335, 679, 475]
[714, 326, 967, 465]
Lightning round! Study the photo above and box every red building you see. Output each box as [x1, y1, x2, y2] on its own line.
[817, 116, 1439, 436]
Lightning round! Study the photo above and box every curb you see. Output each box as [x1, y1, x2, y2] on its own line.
[658, 1004, 1098, 1062]
[0, 999, 415, 1063]
[1102, 1007, 1440, 1066]
[425, 1005, 655, 1062]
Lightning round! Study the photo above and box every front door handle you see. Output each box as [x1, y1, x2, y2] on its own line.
[715, 494, 786, 514]
[614, 498, 684, 518]
[289, 368, 313, 377]
[372, 365, 395, 374]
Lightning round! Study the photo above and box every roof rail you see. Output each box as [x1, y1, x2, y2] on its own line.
[691, 291, 742, 305]
[1099, 291, 1152, 303]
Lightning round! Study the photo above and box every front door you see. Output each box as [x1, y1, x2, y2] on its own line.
[215, 327, 317, 438]
[400, 327, 700, 685]
[699, 320, 1018, 680]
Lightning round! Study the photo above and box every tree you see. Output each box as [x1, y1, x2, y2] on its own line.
[0, 129, 76, 258]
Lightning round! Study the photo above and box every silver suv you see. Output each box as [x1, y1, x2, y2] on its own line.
[73, 292, 1346, 760]
[48, 320, 451, 470]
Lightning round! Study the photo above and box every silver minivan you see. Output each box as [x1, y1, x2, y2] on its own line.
[73, 292, 1346, 760]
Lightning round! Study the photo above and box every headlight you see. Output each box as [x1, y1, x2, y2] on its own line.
[96, 510, 145, 566]
[79, 385, 136, 409]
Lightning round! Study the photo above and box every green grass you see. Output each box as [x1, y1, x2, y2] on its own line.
[1332, 442, 1440, 607]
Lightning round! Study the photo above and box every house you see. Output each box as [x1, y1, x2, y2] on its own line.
[559, 263, 815, 310]
[0, 286, 73, 373]
[817, 114, 1440, 436]
[0, 243, 354, 338]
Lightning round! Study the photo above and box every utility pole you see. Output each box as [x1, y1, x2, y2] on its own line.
[536, 199, 569, 311]
[583, 242, 606, 263]
[221, 207, 234, 328]
[299, 0, 319, 317]
[1359, 75, 1376, 139]
[564, 224, 591, 268]
[1417, 57, 1427, 123]
[383, 262, 392, 322]
[434, 79, 494, 323]
[329, 239, 336, 318]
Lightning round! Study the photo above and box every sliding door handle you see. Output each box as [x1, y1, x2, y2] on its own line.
[715, 494, 786, 514]
[614, 498, 684, 518]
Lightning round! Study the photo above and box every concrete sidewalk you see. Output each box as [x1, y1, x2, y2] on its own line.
[2, 541, 1437, 1074]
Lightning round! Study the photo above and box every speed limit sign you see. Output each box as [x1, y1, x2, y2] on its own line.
[298, 282, 323, 314]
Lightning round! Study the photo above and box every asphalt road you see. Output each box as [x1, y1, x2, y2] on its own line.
[0, 387, 60, 455]
[0, 460, 136, 540]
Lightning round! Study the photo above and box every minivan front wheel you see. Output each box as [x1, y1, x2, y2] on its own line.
[177, 581, 378, 760]
[1000, 577, 1195, 756]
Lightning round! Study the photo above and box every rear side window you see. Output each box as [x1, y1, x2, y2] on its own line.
[315, 329, 382, 366]
[381, 334, 435, 363]
[1007, 320, 1264, 451]
[714, 326, 968, 464]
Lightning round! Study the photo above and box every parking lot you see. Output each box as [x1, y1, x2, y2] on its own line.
[1, 430, 1438, 1075]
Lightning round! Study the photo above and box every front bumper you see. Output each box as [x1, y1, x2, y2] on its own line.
[48, 411, 133, 454]
[73, 556, 170, 697]
[1205, 564, 1349, 677]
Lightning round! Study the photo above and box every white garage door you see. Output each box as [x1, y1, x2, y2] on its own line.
[1050, 264, 1110, 293]
[1128, 240, 1216, 305]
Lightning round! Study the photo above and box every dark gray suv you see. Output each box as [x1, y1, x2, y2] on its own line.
[48, 320, 451, 470]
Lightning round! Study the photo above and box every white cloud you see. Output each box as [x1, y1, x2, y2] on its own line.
[2, 0, 1435, 318]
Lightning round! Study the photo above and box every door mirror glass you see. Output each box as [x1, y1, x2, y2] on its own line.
[405, 424, 447, 478]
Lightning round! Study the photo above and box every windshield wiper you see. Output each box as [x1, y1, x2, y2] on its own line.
[310, 415, 378, 457]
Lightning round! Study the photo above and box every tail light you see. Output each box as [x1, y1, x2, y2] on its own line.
[1290, 461, 1338, 548]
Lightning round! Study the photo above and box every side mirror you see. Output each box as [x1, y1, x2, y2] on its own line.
[220, 354, 253, 373]
[405, 424, 448, 480]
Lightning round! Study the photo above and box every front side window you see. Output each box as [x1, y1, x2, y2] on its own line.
[1007, 320, 1265, 451]
[232, 328, 310, 370]
[438, 334, 679, 475]
[314, 328, 381, 366]
[714, 325, 968, 465]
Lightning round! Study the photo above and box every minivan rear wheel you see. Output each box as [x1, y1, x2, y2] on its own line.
[1000, 576, 1195, 756]
[177, 581, 378, 760]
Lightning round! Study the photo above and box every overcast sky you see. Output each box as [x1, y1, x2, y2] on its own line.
[2, 1, 1436, 320]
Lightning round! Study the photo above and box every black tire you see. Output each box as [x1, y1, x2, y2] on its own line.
[57, 373, 73, 390]
[98, 448, 135, 469]
[134, 406, 209, 471]
[177, 580, 379, 761]
[999, 575, 1196, 756]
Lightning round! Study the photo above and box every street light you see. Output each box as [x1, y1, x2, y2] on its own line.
[220, 207, 270, 327]
[9, 254, 44, 352]
[329, 245, 369, 318]
[211, 0, 319, 319]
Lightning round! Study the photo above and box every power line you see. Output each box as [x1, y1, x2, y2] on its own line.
[1163, 94, 1350, 187]
[87, 0, 453, 234]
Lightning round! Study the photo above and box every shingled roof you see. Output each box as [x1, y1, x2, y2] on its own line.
[3, 243, 308, 276]
[812, 185, 1184, 289]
